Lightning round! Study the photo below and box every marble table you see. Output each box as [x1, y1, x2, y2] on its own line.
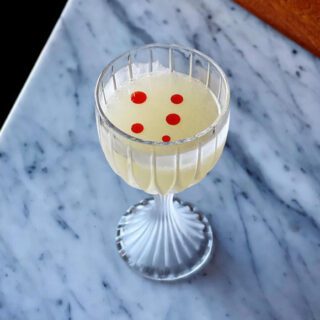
[1, 0, 319, 319]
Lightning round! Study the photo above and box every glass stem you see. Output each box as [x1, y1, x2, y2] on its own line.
[154, 193, 175, 218]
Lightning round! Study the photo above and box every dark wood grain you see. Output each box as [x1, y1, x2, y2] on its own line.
[234, 0, 320, 57]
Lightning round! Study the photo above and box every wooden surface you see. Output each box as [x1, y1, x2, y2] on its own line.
[234, 0, 320, 57]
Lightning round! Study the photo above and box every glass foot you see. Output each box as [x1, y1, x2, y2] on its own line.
[116, 196, 214, 281]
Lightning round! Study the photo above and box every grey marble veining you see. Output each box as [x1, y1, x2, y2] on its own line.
[0, 0, 320, 319]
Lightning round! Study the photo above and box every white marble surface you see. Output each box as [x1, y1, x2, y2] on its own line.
[1, 0, 320, 319]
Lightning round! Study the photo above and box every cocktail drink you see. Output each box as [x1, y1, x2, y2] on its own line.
[95, 44, 230, 281]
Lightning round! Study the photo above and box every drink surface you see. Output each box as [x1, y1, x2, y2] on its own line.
[98, 69, 228, 194]
[105, 72, 220, 142]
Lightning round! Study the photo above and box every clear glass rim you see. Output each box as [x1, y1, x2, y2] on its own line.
[95, 43, 230, 146]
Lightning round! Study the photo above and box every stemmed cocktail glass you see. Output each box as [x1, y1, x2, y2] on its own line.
[95, 44, 230, 281]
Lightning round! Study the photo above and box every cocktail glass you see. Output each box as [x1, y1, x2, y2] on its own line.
[95, 44, 230, 281]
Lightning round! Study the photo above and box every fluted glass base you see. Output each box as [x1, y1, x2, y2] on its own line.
[116, 194, 214, 281]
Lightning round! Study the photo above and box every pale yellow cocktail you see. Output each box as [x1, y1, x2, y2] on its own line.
[98, 70, 228, 194]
